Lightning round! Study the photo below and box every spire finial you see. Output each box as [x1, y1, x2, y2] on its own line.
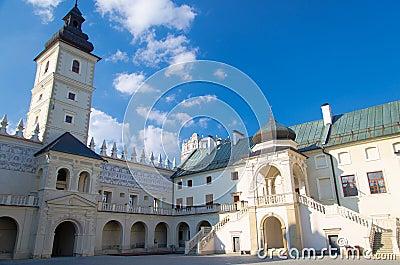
[75, 0, 78, 7]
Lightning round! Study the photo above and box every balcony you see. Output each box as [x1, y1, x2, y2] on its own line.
[256, 192, 298, 207]
[97, 201, 248, 216]
[0, 194, 39, 207]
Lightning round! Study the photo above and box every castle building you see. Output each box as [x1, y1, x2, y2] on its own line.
[0, 4, 399, 260]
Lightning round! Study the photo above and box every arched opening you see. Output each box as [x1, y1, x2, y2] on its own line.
[177, 222, 190, 248]
[293, 163, 306, 195]
[102, 220, 122, 251]
[130, 222, 146, 249]
[78, 171, 90, 193]
[262, 216, 286, 251]
[56, 168, 69, 190]
[0, 217, 18, 258]
[154, 222, 168, 248]
[196, 220, 212, 232]
[52, 221, 76, 257]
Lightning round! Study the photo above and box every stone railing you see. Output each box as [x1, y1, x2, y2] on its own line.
[257, 193, 297, 207]
[297, 194, 326, 214]
[98, 201, 248, 216]
[0, 194, 39, 207]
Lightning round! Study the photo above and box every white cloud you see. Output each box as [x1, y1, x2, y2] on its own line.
[24, 0, 64, 24]
[105, 49, 129, 63]
[165, 94, 176, 103]
[134, 32, 197, 68]
[113, 72, 159, 95]
[140, 125, 179, 160]
[214, 68, 228, 80]
[88, 108, 124, 154]
[170, 112, 194, 127]
[181, 95, 218, 107]
[198, 117, 211, 128]
[136, 107, 167, 126]
[95, 0, 196, 39]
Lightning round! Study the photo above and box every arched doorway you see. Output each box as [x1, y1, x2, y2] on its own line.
[177, 222, 190, 247]
[196, 220, 212, 232]
[0, 217, 18, 258]
[52, 221, 76, 257]
[154, 222, 168, 248]
[102, 220, 122, 251]
[262, 216, 286, 251]
[131, 222, 146, 249]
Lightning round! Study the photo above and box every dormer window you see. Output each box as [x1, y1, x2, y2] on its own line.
[72, 60, 80, 73]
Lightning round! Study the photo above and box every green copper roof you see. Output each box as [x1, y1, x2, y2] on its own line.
[290, 100, 400, 151]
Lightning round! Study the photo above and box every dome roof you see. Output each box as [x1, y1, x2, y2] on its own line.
[252, 116, 296, 145]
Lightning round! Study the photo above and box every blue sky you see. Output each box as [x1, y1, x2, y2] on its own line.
[0, 0, 399, 162]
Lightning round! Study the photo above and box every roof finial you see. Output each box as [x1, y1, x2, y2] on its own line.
[75, 0, 78, 7]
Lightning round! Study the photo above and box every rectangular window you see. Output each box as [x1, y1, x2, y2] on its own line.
[231, 171, 239, 180]
[187, 179, 193, 187]
[317, 178, 334, 200]
[177, 181, 182, 190]
[65, 115, 73, 124]
[205, 194, 213, 206]
[206, 176, 212, 185]
[341, 175, 358, 197]
[315, 155, 328, 169]
[68, 92, 76, 100]
[186, 196, 193, 207]
[367, 171, 386, 194]
[176, 198, 183, 208]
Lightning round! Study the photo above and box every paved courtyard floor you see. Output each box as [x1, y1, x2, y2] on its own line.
[0, 254, 397, 265]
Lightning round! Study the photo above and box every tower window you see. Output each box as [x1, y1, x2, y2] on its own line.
[73, 20, 79, 28]
[206, 176, 212, 185]
[72, 60, 80, 73]
[56, 168, 69, 190]
[34, 116, 39, 124]
[68, 92, 76, 101]
[65, 115, 73, 124]
[44, 61, 49, 74]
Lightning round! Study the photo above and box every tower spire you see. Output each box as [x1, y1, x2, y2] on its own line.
[75, 0, 78, 7]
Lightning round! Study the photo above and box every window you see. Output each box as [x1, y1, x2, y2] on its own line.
[44, 61, 49, 74]
[317, 178, 334, 201]
[144, 195, 149, 200]
[315, 155, 328, 169]
[72, 60, 80, 73]
[186, 196, 193, 207]
[365, 147, 379, 161]
[367, 171, 387, 194]
[68, 92, 76, 101]
[102, 191, 112, 203]
[38, 94, 42, 101]
[393, 143, 400, 154]
[120, 192, 125, 198]
[231, 171, 239, 180]
[65, 115, 73, 124]
[78, 171, 89, 192]
[176, 198, 183, 208]
[338, 152, 351, 165]
[205, 194, 213, 206]
[341, 175, 358, 197]
[56, 168, 68, 190]
[34, 116, 39, 124]
[177, 181, 182, 190]
[206, 176, 212, 185]
[187, 179, 193, 187]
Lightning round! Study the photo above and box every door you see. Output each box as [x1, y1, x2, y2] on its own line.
[328, 235, 340, 255]
[233, 237, 240, 252]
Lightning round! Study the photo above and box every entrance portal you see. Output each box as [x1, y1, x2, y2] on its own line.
[0, 217, 18, 258]
[262, 216, 285, 249]
[52, 221, 76, 257]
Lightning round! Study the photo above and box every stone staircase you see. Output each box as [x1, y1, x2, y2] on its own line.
[298, 194, 399, 256]
[372, 231, 394, 255]
[185, 204, 249, 255]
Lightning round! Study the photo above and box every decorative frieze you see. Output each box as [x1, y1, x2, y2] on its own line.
[0, 143, 36, 173]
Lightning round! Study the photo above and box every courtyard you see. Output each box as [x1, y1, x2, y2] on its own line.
[0, 254, 397, 265]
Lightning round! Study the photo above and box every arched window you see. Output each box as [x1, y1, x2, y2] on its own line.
[338, 152, 351, 165]
[315, 154, 328, 169]
[78, 171, 90, 193]
[72, 60, 80, 73]
[365, 147, 379, 161]
[56, 168, 69, 190]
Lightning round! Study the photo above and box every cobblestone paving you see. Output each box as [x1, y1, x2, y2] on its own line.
[0, 254, 397, 265]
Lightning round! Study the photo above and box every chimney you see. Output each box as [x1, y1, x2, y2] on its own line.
[321, 103, 332, 126]
[232, 130, 244, 145]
